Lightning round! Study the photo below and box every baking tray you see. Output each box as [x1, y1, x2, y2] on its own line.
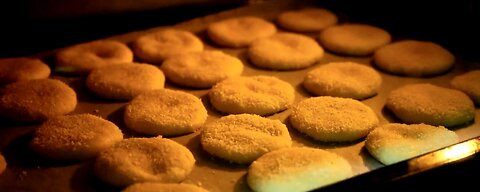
[0, 0, 479, 191]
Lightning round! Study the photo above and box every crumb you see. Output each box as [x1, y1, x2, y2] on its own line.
[93, 109, 100, 113]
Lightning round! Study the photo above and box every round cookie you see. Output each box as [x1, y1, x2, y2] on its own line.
[94, 137, 195, 187]
[248, 33, 324, 70]
[0, 57, 51, 85]
[132, 29, 204, 64]
[201, 114, 292, 164]
[373, 40, 455, 77]
[161, 50, 243, 88]
[386, 83, 475, 127]
[0, 79, 77, 122]
[365, 123, 459, 165]
[55, 40, 133, 74]
[0, 153, 6, 175]
[123, 183, 209, 192]
[318, 24, 391, 56]
[303, 62, 382, 100]
[124, 89, 207, 136]
[290, 96, 379, 142]
[207, 16, 277, 48]
[247, 147, 353, 192]
[451, 70, 480, 105]
[277, 8, 338, 32]
[86, 63, 165, 100]
[31, 114, 123, 161]
[209, 75, 295, 116]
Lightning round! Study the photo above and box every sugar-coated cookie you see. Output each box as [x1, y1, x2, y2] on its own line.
[303, 62, 382, 99]
[94, 137, 195, 187]
[319, 24, 391, 56]
[124, 89, 207, 136]
[277, 8, 338, 32]
[0, 79, 77, 122]
[209, 75, 295, 115]
[161, 50, 243, 88]
[290, 96, 379, 142]
[207, 16, 277, 48]
[86, 63, 165, 100]
[132, 29, 204, 64]
[373, 40, 455, 77]
[55, 40, 133, 74]
[386, 83, 475, 127]
[0, 57, 50, 85]
[247, 147, 353, 192]
[31, 114, 123, 161]
[451, 70, 480, 105]
[248, 33, 324, 70]
[201, 114, 292, 164]
[365, 123, 459, 165]
[122, 183, 209, 192]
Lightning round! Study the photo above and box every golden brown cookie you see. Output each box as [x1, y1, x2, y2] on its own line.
[55, 40, 133, 74]
[277, 8, 338, 32]
[94, 137, 195, 187]
[86, 63, 165, 100]
[0, 79, 77, 122]
[319, 24, 391, 56]
[161, 50, 243, 88]
[31, 114, 123, 161]
[200, 114, 292, 164]
[132, 29, 204, 64]
[0, 153, 6, 175]
[374, 40, 455, 76]
[0, 57, 50, 85]
[248, 33, 324, 70]
[365, 123, 459, 165]
[207, 16, 277, 48]
[122, 183, 209, 192]
[386, 83, 475, 127]
[247, 147, 353, 192]
[451, 70, 480, 105]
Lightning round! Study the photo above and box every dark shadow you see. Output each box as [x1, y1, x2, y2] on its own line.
[381, 106, 401, 124]
[200, 94, 224, 118]
[70, 160, 118, 192]
[295, 83, 312, 98]
[106, 105, 150, 138]
[234, 174, 253, 192]
[359, 146, 384, 170]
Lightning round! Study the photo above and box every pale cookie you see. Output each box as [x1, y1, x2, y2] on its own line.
[0, 79, 77, 122]
[248, 33, 324, 70]
[451, 70, 480, 105]
[319, 24, 391, 56]
[290, 96, 379, 142]
[55, 40, 133, 74]
[124, 89, 207, 136]
[200, 114, 292, 164]
[386, 83, 475, 127]
[247, 147, 353, 192]
[277, 8, 338, 32]
[132, 29, 204, 64]
[207, 16, 277, 48]
[0, 57, 50, 85]
[374, 40, 455, 77]
[209, 75, 295, 116]
[31, 114, 123, 161]
[86, 63, 165, 100]
[123, 183, 209, 192]
[365, 123, 459, 165]
[161, 50, 243, 88]
[94, 137, 195, 187]
[0, 153, 5, 175]
[303, 62, 382, 100]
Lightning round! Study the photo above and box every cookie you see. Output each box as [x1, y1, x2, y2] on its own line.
[209, 75, 295, 115]
[373, 40, 455, 76]
[290, 96, 379, 142]
[451, 70, 480, 105]
[200, 114, 292, 164]
[365, 123, 459, 165]
[318, 24, 391, 56]
[248, 33, 324, 70]
[124, 89, 207, 136]
[386, 83, 475, 127]
[277, 8, 338, 32]
[0, 57, 50, 85]
[161, 50, 243, 88]
[0, 153, 6, 175]
[303, 62, 382, 99]
[122, 183, 209, 192]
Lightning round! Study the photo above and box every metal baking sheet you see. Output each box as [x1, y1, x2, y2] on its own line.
[0, 0, 479, 191]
